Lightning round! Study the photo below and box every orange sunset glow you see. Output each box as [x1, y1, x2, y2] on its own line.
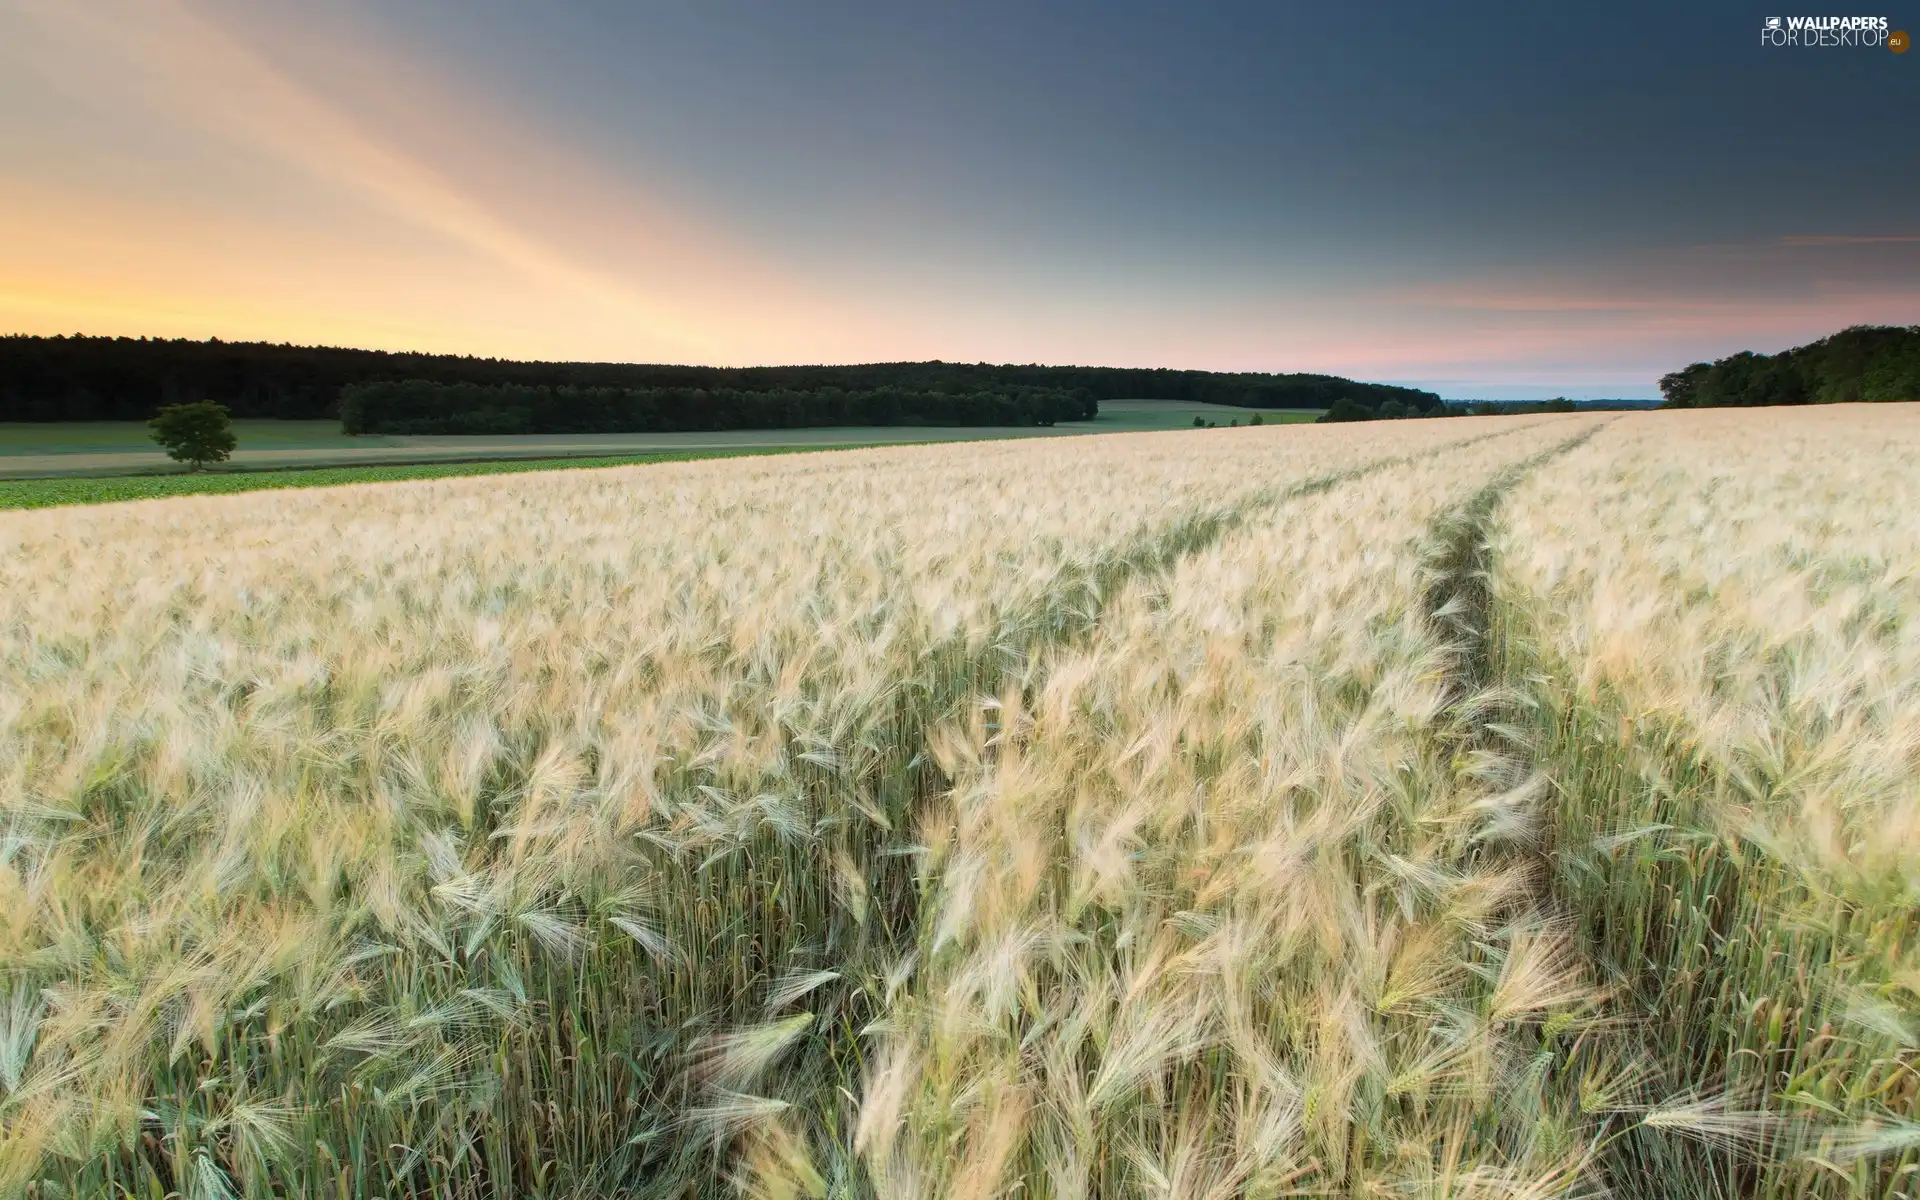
[2, 0, 1913, 396]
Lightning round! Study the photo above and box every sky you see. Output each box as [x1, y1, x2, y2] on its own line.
[0, 1, 1913, 399]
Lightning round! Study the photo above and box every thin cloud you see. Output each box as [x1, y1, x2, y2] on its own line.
[1385, 286, 1669, 313]
[1680, 234, 1920, 251]
[1778, 234, 1920, 246]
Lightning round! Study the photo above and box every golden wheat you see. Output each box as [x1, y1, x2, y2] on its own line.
[5, 404, 1912, 1199]
[1494, 404, 1920, 1198]
[0, 419, 1534, 1197]
[852, 420, 1604, 1199]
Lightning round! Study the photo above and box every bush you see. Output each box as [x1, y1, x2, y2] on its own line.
[1316, 397, 1375, 423]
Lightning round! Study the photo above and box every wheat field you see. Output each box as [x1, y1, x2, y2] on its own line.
[1, 407, 1915, 1198]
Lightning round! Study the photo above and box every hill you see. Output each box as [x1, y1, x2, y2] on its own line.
[1660, 324, 1920, 407]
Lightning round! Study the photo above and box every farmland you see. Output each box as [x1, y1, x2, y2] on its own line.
[1, 407, 1915, 1198]
[0, 448, 882, 513]
[0, 401, 1318, 481]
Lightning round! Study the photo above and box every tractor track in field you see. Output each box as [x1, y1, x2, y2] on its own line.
[746, 418, 1576, 1197]
[1416, 420, 1611, 931]
[1418, 419, 1662, 1196]
[1421, 419, 1608, 708]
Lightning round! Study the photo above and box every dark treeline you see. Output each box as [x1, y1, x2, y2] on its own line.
[1660, 325, 1920, 408]
[1316, 390, 1454, 422]
[1447, 399, 1656, 415]
[1320, 396, 1663, 423]
[342, 380, 1096, 435]
[1451, 398, 1580, 416]
[0, 335, 1438, 422]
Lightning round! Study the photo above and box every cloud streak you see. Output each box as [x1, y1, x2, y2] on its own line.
[32, 2, 734, 352]
[1778, 235, 1920, 246]
[0, 0, 894, 364]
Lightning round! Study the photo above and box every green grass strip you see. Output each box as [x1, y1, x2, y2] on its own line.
[0, 444, 888, 511]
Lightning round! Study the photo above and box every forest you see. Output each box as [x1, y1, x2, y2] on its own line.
[340, 380, 1097, 434]
[0, 334, 1440, 422]
[1659, 324, 1920, 407]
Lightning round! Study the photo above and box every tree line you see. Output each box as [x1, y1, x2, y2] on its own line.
[0, 335, 1439, 422]
[1316, 392, 1459, 422]
[1660, 325, 1920, 408]
[341, 380, 1097, 435]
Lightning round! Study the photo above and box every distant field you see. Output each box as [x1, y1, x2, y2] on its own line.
[0, 420, 382, 453]
[0, 400, 1317, 478]
[0, 445, 880, 510]
[1084, 398, 1319, 431]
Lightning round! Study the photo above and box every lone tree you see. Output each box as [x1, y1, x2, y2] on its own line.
[148, 401, 237, 471]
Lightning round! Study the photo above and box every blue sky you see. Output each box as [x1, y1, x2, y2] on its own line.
[1, 0, 1913, 397]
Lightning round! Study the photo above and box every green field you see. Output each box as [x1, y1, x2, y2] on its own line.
[0, 420, 385, 453]
[0, 401, 1316, 472]
[0, 401, 1321, 507]
[1083, 399, 1319, 431]
[0, 445, 888, 510]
